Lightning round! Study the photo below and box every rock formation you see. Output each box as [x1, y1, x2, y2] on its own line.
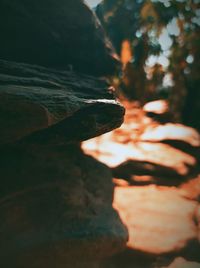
[0, 0, 119, 75]
[0, 1, 127, 267]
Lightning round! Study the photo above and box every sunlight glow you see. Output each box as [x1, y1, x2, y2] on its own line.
[82, 100, 200, 177]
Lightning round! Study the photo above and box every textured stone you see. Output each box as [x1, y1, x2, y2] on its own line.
[0, 1, 127, 266]
[0, 59, 124, 145]
[0, 0, 119, 75]
[0, 144, 128, 267]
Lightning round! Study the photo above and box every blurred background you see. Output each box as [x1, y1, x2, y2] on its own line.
[86, 0, 200, 130]
[83, 1, 200, 267]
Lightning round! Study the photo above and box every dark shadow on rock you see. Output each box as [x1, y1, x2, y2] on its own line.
[101, 249, 157, 268]
[163, 140, 200, 163]
[145, 112, 174, 124]
[112, 160, 188, 186]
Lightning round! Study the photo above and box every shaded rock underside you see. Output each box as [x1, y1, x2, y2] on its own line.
[0, 59, 124, 145]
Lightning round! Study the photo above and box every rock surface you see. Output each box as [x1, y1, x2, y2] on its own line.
[114, 185, 199, 255]
[0, 1, 127, 266]
[0, 59, 124, 145]
[0, 0, 119, 75]
[0, 144, 128, 267]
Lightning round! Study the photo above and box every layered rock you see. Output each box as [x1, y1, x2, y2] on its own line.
[0, 73, 127, 267]
[0, 59, 124, 145]
[0, 145, 127, 267]
[0, 1, 127, 267]
[0, 0, 119, 75]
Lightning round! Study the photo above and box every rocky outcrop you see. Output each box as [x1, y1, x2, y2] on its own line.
[0, 73, 126, 266]
[0, 145, 127, 267]
[0, 59, 124, 145]
[0, 1, 127, 267]
[0, 0, 119, 76]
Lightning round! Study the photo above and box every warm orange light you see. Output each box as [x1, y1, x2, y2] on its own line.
[140, 123, 200, 147]
[121, 40, 133, 66]
[82, 100, 199, 176]
[113, 185, 197, 254]
[82, 99, 200, 256]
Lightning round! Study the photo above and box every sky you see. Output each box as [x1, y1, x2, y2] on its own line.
[85, 0, 102, 8]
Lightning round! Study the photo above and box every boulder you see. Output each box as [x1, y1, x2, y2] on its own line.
[0, 59, 124, 145]
[0, 1, 128, 266]
[0, 0, 119, 75]
[0, 144, 128, 267]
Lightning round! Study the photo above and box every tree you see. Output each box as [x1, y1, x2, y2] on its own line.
[96, 0, 200, 128]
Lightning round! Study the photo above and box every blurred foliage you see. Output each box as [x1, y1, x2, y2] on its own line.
[96, 0, 200, 129]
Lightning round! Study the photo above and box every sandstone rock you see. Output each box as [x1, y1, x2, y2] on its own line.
[114, 185, 198, 255]
[0, 0, 119, 75]
[0, 59, 124, 145]
[0, 1, 127, 266]
[0, 144, 128, 267]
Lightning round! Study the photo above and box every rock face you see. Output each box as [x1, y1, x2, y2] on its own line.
[0, 1, 127, 267]
[0, 59, 124, 145]
[0, 0, 119, 75]
[0, 74, 126, 265]
[0, 145, 127, 267]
